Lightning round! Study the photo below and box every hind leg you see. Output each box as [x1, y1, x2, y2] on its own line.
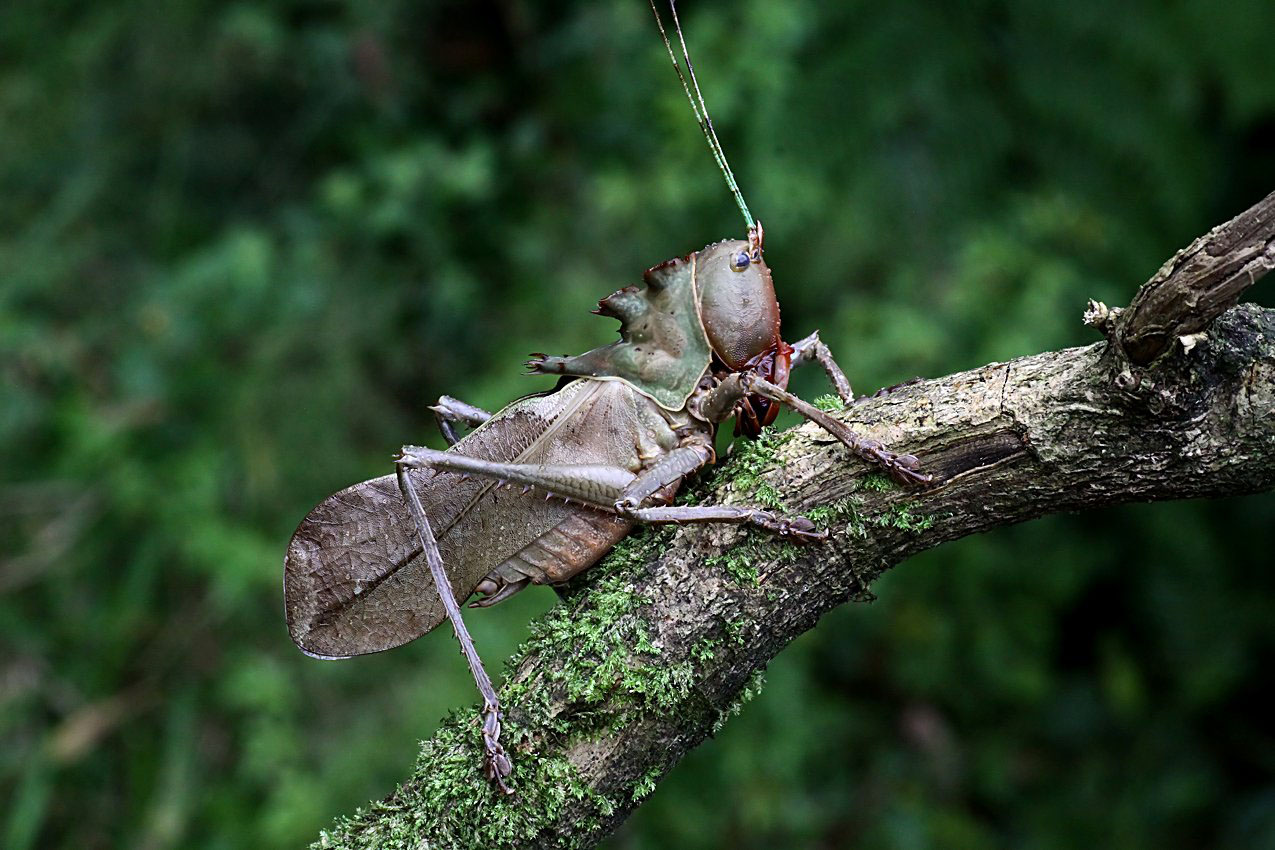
[394, 462, 512, 794]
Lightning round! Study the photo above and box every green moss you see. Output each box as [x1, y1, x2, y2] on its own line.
[812, 393, 847, 412]
[704, 535, 801, 585]
[875, 502, 935, 532]
[805, 497, 864, 534]
[725, 617, 749, 646]
[702, 425, 792, 496]
[711, 670, 767, 736]
[505, 528, 699, 724]
[631, 767, 661, 803]
[314, 712, 616, 850]
[806, 496, 934, 537]
[618, 657, 696, 714]
[752, 481, 786, 510]
[860, 472, 894, 492]
[703, 547, 759, 585]
[690, 637, 720, 663]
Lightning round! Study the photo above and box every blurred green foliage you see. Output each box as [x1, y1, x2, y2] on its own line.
[2, 0, 1273, 847]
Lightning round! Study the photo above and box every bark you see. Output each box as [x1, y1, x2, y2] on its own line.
[314, 192, 1275, 850]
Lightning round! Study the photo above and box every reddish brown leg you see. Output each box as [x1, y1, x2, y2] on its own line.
[789, 330, 854, 403]
[701, 372, 931, 486]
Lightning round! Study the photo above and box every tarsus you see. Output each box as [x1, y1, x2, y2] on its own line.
[648, 0, 755, 232]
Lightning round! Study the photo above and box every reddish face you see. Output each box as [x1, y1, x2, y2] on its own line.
[695, 239, 792, 436]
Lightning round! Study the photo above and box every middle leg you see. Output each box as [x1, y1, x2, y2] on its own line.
[621, 503, 822, 542]
[789, 330, 854, 404]
[612, 440, 823, 541]
[397, 440, 828, 542]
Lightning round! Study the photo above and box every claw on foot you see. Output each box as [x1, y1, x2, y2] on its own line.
[779, 516, 826, 543]
[849, 439, 932, 487]
[760, 512, 827, 543]
[525, 353, 566, 375]
[481, 703, 514, 795]
[876, 450, 933, 486]
[486, 749, 513, 795]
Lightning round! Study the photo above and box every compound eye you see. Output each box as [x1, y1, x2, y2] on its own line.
[729, 250, 750, 272]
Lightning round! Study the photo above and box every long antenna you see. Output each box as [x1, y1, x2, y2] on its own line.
[648, 0, 755, 232]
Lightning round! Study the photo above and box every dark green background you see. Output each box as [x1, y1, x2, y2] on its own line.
[3, 1, 1273, 847]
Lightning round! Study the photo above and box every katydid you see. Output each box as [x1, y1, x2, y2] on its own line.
[284, 1, 929, 794]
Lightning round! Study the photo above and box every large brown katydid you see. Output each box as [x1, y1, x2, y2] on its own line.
[283, 1, 931, 795]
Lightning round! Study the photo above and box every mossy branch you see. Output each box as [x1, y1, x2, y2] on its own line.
[315, 193, 1275, 850]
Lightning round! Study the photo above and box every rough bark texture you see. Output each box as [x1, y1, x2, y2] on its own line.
[313, 193, 1275, 850]
[1110, 190, 1275, 365]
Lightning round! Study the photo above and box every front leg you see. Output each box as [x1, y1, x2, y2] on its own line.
[701, 373, 931, 486]
[789, 330, 854, 404]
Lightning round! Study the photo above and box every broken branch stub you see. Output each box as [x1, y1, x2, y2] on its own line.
[1114, 190, 1275, 365]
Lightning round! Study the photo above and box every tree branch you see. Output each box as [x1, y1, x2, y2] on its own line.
[315, 194, 1275, 850]
[1094, 189, 1275, 365]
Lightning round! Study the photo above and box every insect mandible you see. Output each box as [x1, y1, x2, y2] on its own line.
[283, 1, 931, 795]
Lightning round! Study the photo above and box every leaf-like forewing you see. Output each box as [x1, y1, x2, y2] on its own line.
[283, 380, 648, 657]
